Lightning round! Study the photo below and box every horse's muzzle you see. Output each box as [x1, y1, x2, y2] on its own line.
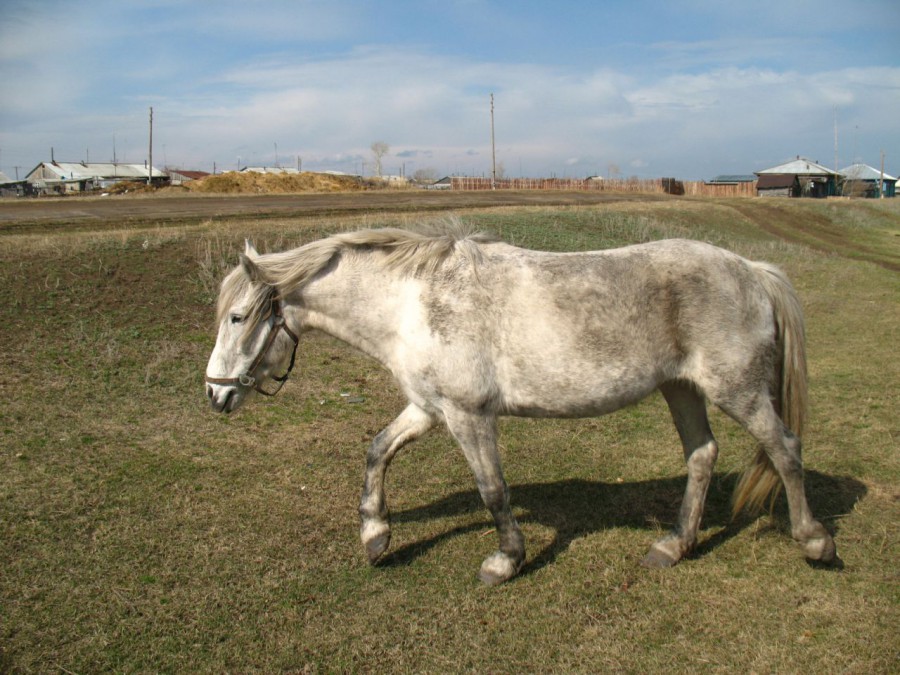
[207, 383, 239, 414]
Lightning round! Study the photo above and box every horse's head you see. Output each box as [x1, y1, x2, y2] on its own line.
[205, 241, 299, 413]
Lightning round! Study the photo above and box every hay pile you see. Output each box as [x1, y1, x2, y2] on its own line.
[183, 171, 367, 194]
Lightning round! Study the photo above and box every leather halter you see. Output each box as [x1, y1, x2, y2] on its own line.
[205, 297, 300, 396]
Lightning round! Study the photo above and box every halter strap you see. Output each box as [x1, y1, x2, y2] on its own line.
[205, 297, 300, 396]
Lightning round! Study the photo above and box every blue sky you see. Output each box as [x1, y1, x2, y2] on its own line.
[1, 0, 898, 180]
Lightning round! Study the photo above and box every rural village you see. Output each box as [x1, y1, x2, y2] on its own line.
[0, 154, 896, 199]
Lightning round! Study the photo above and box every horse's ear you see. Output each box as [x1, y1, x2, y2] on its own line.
[244, 239, 260, 258]
[239, 252, 262, 282]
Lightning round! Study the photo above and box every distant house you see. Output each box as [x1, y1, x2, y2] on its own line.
[840, 163, 896, 198]
[25, 161, 166, 194]
[755, 157, 839, 198]
[756, 174, 800, 198]
[429, 176, 453, 190]
[0, 171, 27, 197]
[375, 174, 410, 186]
[168, 169, 210, 186]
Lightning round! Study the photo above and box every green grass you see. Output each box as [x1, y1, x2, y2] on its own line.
[1, 197, 898, 672]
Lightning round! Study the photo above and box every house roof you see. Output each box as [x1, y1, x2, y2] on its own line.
[169, 170, 210, 180]
[240, 166, 301, 175]
[28, 161, 165, 182]
[840, 163, 897, 182]
[709, 175, 757, 184]
[756, 157, 838, 176]
[757, 174, 799, 189]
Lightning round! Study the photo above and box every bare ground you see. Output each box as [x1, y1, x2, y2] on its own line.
[0, 190, 668, 231]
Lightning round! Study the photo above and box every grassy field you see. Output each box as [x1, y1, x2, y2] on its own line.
[1, 195, 898, 672]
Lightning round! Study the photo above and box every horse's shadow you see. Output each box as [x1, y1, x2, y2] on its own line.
[381, 471, 865, 576]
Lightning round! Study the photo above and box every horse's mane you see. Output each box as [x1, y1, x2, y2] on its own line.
[216, 220, 496, 329]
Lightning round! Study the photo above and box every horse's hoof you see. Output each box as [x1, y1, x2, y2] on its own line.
[365, 534, 390, 563]
[361, 521, 391, 563]
[796, 522, 836, 564]
[802, 533, 836, 564]
[640, 545, 680, 569]
[478, 552, 520, 586]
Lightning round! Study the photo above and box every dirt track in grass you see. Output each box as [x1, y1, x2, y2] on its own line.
[730, 201, 900, 272]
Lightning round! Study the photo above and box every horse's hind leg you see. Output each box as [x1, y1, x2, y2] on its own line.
[359, 403, 436, 563]
[736, 395, 836, 563]
[443, 407, 525, 585]
[642, 381, 719, 568]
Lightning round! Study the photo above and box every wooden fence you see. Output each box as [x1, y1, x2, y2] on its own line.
[450, 176, 670, 192]
[448, 176, 758, 197]
[682, 180, 758, 197]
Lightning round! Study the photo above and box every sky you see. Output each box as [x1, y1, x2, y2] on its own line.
[1, 0, 899, 181]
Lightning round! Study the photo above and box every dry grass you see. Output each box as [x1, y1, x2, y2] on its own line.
[1, 197, 897, 672]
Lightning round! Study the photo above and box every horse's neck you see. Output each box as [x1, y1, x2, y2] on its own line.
[292, 256, 400, 363]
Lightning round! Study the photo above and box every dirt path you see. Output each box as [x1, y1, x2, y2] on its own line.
[730, 201, 900, 272]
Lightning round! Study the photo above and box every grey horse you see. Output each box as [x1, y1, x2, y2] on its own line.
[206, 224, 836, 584]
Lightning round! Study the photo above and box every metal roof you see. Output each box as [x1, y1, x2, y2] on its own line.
[709, 175, 757, 184]
[756, 157, 839, 176]
[840, 163, 897, 182]
[28, 162, 165, 182]
[239, 166, 301, 175]
[168, 170, 210, 180]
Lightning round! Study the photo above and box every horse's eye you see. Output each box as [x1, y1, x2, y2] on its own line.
[230, 313, 245, 325]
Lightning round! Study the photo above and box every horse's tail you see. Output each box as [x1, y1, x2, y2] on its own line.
[732, 262, 808, 518]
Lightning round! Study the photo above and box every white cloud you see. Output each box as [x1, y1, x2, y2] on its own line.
[148, 54, 899, 178]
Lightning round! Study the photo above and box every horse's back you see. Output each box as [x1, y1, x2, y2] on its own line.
[480, 238, 761, 354]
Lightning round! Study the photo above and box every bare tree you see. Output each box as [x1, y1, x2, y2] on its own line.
[371, 141, 389, 177]
[412, 167, 438, 184]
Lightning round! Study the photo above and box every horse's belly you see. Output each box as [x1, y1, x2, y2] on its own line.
[498, 366, 659, 418]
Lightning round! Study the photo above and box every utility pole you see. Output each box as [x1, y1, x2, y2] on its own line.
[148, 106, 154, 186]
[880, 150, 885, 199]
[833, 106, 838, 174]
[490, 93, 497, 189]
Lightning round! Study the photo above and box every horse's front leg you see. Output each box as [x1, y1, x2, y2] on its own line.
[359, 403, 436, 563]
[443, 407, 525, 585]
